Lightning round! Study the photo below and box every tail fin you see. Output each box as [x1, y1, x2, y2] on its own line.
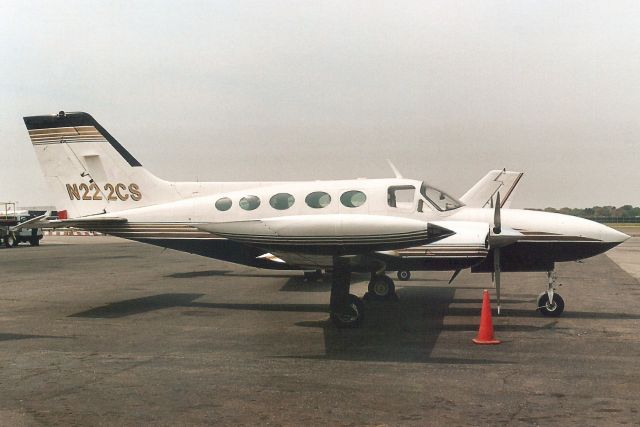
[460, 169, 524, 208]
[24, 111, 176, 218]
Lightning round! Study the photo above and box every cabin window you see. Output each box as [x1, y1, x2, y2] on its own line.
[239, 195, 261, 211]
[305, 192, 331, 208]
[270, 193, 295, 210]
[340, 190, 366, 208]
[215, 197, 232, 211]
[387, 185, 415, 208]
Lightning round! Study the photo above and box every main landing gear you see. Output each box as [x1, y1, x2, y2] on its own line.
[329, 258, 401, 328]
[537, 270, 565, 317]
[329, 257, 364, 328]
[366, 273, 398, 301]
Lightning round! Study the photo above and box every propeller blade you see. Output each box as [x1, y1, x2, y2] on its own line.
[493, 192, 501, 234]
[493, 247, 501, 314]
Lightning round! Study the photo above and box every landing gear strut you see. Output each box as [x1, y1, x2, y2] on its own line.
[537, 270, 565, 316]
[366, 273, 397, 300]
[329, 257, 364, 328]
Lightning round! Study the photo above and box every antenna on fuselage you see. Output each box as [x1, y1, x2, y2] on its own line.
[386, 160, 403, 179]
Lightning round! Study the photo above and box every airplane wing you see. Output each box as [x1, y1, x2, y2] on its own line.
[243, 220, 496, 271]
[460, 169, 524, 208]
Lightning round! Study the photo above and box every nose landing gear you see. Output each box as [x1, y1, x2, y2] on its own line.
[538, 271, 565, 316]
[397, 270, 411, 281]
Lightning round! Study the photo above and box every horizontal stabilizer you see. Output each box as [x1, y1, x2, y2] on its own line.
[12, 215, 127, 231]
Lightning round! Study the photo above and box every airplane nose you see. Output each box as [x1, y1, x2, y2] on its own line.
[602, 225, 631, 245]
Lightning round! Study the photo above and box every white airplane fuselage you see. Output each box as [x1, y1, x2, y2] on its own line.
[80, 177, 627, 272]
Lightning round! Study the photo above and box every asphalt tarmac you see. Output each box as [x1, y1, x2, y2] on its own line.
[0, 236, 639, 426]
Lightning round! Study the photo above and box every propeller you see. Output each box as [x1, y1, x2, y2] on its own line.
[492, 192, 502, 314]
[487, 192, 525, 314]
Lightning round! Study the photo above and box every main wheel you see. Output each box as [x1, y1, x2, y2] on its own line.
[29, 237, 40, 246]
[330, 294, 364, 328]
[397, 270, 411, 281]
[7, 234, 17, 247]
[537, 292, 565, 317]
[367, 275, 396, 299]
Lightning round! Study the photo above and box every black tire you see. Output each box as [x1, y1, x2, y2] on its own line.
[3, 237, 9, 248]
[397, 270, 411, 281]
[537, 292, 565, 317]
[330, 294, 364, 328]
[367, 275, 396, 299]
[29, 237, 40, 246]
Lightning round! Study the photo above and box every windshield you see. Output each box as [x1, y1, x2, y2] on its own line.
[420, 182, 464, 211]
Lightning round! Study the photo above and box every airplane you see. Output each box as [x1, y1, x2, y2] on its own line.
[17, 111, 630, 328]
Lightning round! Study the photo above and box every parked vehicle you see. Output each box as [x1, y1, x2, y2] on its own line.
[1, 202, 43, 247]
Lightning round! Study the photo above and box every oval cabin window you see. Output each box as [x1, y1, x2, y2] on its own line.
[340, 190, 366, 208]
[305, 192, 331, 209]
[269, 193, 295, 210]
[215, 197, 232, 211]
[239, 195, 261, 211]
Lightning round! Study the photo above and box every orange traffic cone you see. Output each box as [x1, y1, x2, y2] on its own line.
[473, 289, 501, 345]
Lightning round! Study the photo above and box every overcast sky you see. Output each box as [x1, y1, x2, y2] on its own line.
[1, 0, 639, 208]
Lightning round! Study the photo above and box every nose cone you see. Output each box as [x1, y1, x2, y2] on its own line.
[600, 224, 631, 245]
[565, 217, 630, 259]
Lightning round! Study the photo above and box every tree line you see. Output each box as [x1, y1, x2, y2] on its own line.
[530, 205, 640, 219]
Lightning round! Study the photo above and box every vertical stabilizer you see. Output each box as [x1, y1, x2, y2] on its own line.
[24, 111, 178, 218]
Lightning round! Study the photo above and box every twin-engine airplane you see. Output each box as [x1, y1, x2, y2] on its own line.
[18, 111, 629, 327]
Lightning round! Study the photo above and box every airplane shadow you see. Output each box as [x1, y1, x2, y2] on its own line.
[279, 277, 332, 292]
[0, 332, 69, 342]
[167, 270, 297, 280]
[166, 270, 372, 285]
[68, 289, 640, 364]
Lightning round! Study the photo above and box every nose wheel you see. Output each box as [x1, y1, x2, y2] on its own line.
[537, 270, 565, 317]
[537, 292, 565, 316]
[397, 270, 411, 281]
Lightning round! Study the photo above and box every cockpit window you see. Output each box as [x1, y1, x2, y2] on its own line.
[387, 185, 415, 208]
[420, 182, 463, 211]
